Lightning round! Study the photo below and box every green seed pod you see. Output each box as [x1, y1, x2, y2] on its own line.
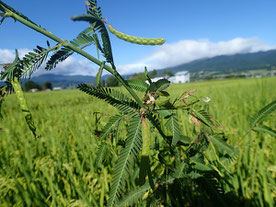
[11, 77, 38, 138]
[107, 24, 166, 45]
[95, 61, 105, 87]
[139, 118, 151, 185]
[141, 118, 150, 156]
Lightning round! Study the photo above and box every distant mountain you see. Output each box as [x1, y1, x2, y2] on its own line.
[24, 49, 276, 88]
[159, 49, 276, 74]
[30, 74, 96, 89]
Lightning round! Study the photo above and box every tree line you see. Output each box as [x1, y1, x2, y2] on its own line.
[24, 81, 53, 91]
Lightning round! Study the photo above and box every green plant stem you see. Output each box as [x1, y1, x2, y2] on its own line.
[3, 6, 143, 107]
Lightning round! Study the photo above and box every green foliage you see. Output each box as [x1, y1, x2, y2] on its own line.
[249, 100, 276, 138]
[126, 80, 148, 93]
[128, 69, 157, 80]
[107, 116, 142, 207]
[43, 81, 53, 90]
[164, 112, 181, 146]
[250, 100, 276, 127]
[24, 80, 42, 91]
[162, 70, 174, 77]
[71, 9, 114, 66]
[106, 76, 119, 87]
[78, 84, 139, 113]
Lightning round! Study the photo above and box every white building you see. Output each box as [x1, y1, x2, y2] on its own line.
[151, 71, 190, 84]
[168, 71, 190, 83]
[53, 87, 62, 91]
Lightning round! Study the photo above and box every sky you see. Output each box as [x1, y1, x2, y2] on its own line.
[1, 0, 276, 76]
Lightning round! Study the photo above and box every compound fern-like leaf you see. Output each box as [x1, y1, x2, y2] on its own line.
[126, 80, 148, 93]
[108, 116, 142, 207]
[20, 45, 51, 78]
[208, 135, 237, 157]
[78, 84, 139, 113]
[117, 182, 151, 207]
[252, 125, 276, 137]
[71, 14, 114, 66]
[164, 113, 181, 146]
[46, 27, 94, 70]
[147, 79, 170, 93]
[99, 114, 125, 139]
[250, 100, 276, 128]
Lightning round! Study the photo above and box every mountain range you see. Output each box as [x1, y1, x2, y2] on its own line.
[158, 49, 276, 74]
[29, 49, 276, 88]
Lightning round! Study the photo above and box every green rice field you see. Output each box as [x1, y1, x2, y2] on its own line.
[0, 77, 275, 206]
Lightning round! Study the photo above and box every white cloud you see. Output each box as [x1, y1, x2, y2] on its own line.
[0, 49, 98, 76]
[0, 49, 31, 63]
[117, 37, 274, 74]
[1, 37, 274, 76]
[34, 56, 98, 77]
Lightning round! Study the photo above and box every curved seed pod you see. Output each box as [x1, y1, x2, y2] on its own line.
[11, 77, 39, 138]
[95, 61, 105, 87]
[141, 118, 150, 156]
[107, 24, 166, 46]
[139, 118, 151, 185]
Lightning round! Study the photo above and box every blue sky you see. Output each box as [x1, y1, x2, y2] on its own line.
[1, 0, 276, 76]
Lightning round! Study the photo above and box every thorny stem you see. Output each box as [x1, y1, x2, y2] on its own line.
[1, 4, 143, 107]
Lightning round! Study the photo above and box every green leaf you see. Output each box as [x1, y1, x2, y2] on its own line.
[164, 113, 181, 146]
[144, 67, 152, 84]
[72, 14, 114, 65]
[86, 0, 102, 18]
[178, 135, 191, 145]
[46, 27, 94, 70]
[94, 142, 106, 168]
[252, 125, 276, 137]
[156, 98, 175, 109]
[156, 108, 172, 118]
[172, 160, 186, 178]
[126, 80, 148, 93]
[147, 79, 170, 93]
[192, 109, 214, 128]
[158, 90, 170, 97]
[20, 45, 51, 78]
[208, 135, 237, 157]
[191, 157, 213, 172]
[93, 33, 104, 55]
[117, 182, 150, 207]
[250, 100, 276, 127]
[1, 49, 21, 81]
[99, 114, 125, 139]
[108, 116, 142, 207]
[78, 84, 139, 113]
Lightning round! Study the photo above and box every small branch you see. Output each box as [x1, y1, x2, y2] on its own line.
[1, 3, 143, 107]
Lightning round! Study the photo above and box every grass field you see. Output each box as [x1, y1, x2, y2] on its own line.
[0, 77, 275, 206]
